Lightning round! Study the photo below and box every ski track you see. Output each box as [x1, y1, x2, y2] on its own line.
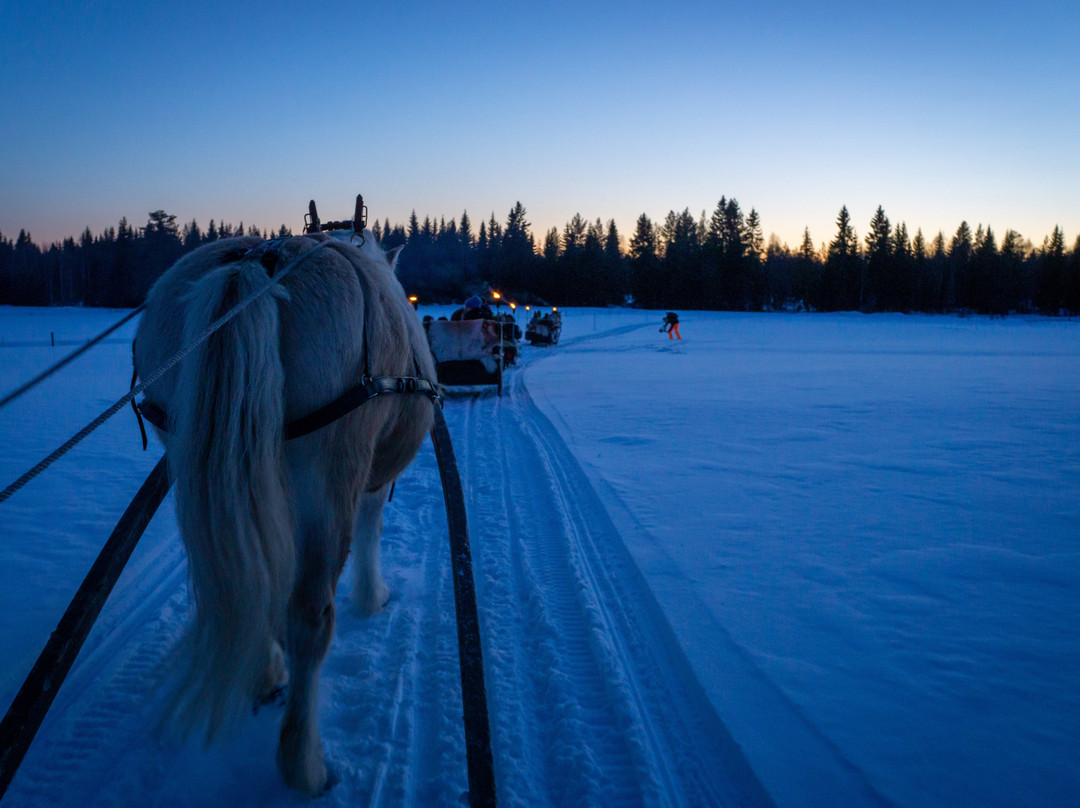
[4, 320, 769, 807]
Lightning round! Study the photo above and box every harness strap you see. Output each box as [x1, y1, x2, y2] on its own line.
[138, 373, 439, 442]
[130, 356, 148, 451]
[284, 374, 439, 440]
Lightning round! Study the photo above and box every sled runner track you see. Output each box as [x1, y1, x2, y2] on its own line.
[3, 521, 188, 807]
[452, 369, 773, 807]
[395, 458, 468, 807]
[318, 451, 467, 807]
[508, 377, 774, 806]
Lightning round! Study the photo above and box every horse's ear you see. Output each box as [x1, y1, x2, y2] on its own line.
[386, 245, 404, 271]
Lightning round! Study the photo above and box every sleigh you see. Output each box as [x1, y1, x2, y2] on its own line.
[525, 310, 561, 345]
[426, 318, 506, 395]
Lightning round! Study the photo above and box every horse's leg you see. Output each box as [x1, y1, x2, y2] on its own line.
[353, 483, 391, 616]
[277, 494, 350, 796]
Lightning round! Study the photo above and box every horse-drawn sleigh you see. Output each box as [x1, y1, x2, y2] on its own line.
[524, 308, 561, 345]
[425, 296, 520, 396]
[0, 196, 495, 806]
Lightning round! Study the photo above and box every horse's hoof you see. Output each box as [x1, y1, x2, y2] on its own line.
[355, 581, 390, 616]
[372, 582, 391, 612]
[322, 766, 340, 795]
[277, 748, 327, 797]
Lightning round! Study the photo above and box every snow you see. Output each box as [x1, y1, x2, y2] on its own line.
[1, 305, 1078, 807]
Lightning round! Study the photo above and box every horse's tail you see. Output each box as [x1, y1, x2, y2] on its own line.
[167, 259, 294, 742]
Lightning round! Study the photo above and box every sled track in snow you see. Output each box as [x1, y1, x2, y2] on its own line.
[315, 445, 469, 808]
[455, 364, 773, 807]
[3, 518, 188, 807]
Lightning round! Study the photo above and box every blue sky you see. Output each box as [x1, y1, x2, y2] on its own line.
[2, 0, 1078, 251]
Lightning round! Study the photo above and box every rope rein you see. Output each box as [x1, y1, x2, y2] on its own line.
[0, 241, 331, 505]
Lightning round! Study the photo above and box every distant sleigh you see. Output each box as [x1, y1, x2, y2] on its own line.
[425, 318, 507, 396]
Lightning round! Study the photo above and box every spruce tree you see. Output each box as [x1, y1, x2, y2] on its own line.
[788, 227, 819, 311]
[542, 227, 559, 262]
[500, 201, 535, 295]
[864, 206, 891, 310]
[825, 206, 860, 310]
[539, 227, 560, 302]
[911, 228, 928, 311]
[743, 208, 765, 309]
[972, 225, 999, 313]
[602, 219, 625, 305]
[628, 213, 661, 308]
[999, 229, 1028, 313]
[657, 209, 699, 307]
[581, 218, 606, 305]
[948, 222, 974, 310]
[892, 221, 911, 311]
[408, 211, 420, 245]
[459, 211, 473, 250]
[182, 219, 202, 251]
[929, 232, 947, 311]
[560, 214, 587, 304]
[703, 198, 728, 307]
[459, 211, 476, 286]
[715, 199, 748, 309]
[1036, 226, 1067, 313]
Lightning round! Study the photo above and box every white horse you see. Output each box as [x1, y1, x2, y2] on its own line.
[134, 231, 435, 795]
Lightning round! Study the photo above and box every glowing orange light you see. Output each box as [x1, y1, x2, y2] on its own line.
[509, 302, 516, 310]
[492, 291, 501, 300]
[408, 295, 418, 302]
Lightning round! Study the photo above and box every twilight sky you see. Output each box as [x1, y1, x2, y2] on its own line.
[2, 0, 1078, 251]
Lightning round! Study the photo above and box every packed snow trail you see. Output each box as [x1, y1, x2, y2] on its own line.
[452, 365, 771, 807]
[2, 321, 771, 807]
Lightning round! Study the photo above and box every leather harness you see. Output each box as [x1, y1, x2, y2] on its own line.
[137, 371, 439, 441]
[132, 235, 439, 445]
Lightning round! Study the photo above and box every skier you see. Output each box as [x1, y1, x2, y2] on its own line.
[661, 311, 681, 340]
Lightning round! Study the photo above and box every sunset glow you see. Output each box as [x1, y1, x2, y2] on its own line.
[1, 1, 1077, 251]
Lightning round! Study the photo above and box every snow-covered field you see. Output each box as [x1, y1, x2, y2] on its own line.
[1, 305, 1077, 807]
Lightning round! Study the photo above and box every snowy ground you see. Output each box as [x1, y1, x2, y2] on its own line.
[1, 305, 1077, 807]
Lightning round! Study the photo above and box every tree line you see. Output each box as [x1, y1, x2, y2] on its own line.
[2, 202, 1078, 315]
[0, 212, 288, 308]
